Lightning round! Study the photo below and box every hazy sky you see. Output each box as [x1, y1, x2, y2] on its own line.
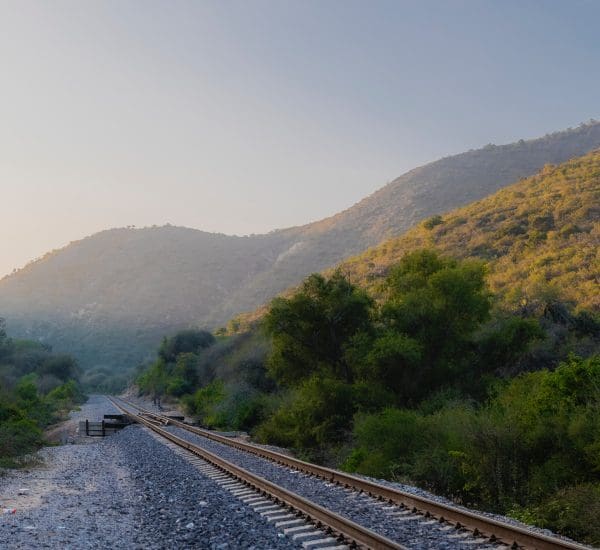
[1, 0, 599, 277]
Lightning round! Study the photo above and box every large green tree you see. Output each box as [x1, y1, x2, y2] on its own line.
[158, 329, 215, 362]
[371, 250, 492, 401]
[264, 271, 374, 385]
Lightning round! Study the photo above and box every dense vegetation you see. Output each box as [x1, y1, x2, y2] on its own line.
[2, 122, 600, 377]
[135, 150, 600, 543]
[0, 318, 85, 468]
[137, 250, 599, 543]
[345, 355, 600, 545]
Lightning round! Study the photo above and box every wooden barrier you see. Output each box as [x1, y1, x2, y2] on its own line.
[78, 415, 130, 437]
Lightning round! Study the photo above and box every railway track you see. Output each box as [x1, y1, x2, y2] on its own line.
[110, 396, 402, 549]
[110, 396, 591, 550]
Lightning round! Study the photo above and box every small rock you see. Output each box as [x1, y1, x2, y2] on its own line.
[186, 522, 194, 530]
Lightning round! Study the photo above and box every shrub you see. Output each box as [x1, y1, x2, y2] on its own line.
[0, 418, 43, 466]
[184, 380, 225, 427]
[423, 215, 444, 230]
[524, 483, 600, 545]
[256, 377, 357, 457]
[343, 408, 425, 478]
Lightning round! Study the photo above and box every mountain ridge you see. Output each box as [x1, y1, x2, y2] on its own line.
[2, 121, 600, 371]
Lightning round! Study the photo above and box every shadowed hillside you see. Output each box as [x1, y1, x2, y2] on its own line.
[1, 121, 600, 373]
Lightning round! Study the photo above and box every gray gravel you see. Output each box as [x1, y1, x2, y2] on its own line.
[0, 396, 300, 549]
[157, 425, 496, 549]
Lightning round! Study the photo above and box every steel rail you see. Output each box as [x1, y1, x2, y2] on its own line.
[112, 397, 592, 550]
[109, 396, 405, 550]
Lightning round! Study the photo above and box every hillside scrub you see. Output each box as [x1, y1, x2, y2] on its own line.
[137, 329, 275, 426]
[340, 150, 600, 314]
[253, 253, 552, 456]
[139, 250, 551, 447]
[0, 319, 85, 467]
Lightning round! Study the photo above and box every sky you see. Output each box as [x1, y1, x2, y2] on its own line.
[1, 0, 599, 277]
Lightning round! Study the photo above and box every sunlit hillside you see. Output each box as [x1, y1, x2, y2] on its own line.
[339, 150, 599, 313]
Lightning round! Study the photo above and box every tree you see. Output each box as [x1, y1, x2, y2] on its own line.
[359, 331, 422, 401]
[0, 318, 13, 361]
[158, 329, 215, 363]
[167, 352, 199, 396]
[264, 271, 374, 385]
[39, 355, 79, 382]
[138, 361, 169, 406]
[378, 250, 492, 400]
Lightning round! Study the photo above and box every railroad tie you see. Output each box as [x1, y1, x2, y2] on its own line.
[266, 513, 297, 522]
[302, 536, 339, 548]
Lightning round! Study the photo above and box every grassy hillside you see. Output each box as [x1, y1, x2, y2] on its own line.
[339, 151, 599, 313]
[1, 121, 600, 374]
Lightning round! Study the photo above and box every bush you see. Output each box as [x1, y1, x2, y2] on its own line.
[423, 215, 443, 229]
[46, 380, 85, 411]
[166, 376, 192, 397]
[256, 377, 357, 458]
[343, 408, 425, 478]
[0, 417, 43, 466]
[0, 334, 83, 466]
[344, 355, 600, 519]
[523, 483, 600, 545]
[183, 380, 225, 427]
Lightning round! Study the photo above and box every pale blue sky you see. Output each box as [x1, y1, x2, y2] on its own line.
[1, 0, 599, 277]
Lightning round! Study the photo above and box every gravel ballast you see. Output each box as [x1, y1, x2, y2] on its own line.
[0, 396, 298, 549]
[161, 425, 493, 550]
[119, 396, 590, 549]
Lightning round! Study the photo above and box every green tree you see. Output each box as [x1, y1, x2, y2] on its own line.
[379, 250, 491, 399]
[359, 331, 422, 401]
[138, 360, 169, 405]
[158, 329, 215, 363]
[0, 317, 13, 361]
[39, 354, 79, 382]
[265, 271, 374, 385]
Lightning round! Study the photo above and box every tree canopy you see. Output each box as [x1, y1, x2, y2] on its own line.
[264, 271, 373, 385]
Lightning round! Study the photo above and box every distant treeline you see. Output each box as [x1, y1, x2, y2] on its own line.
[137, 249, 600, 545]
[0, 319, 85, 467]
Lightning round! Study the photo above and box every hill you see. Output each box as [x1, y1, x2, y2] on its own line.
[1, 121, 600, 374]
[338, 150, 600, 314]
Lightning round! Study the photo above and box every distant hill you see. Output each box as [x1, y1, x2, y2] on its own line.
[1, 121, 600, 373]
